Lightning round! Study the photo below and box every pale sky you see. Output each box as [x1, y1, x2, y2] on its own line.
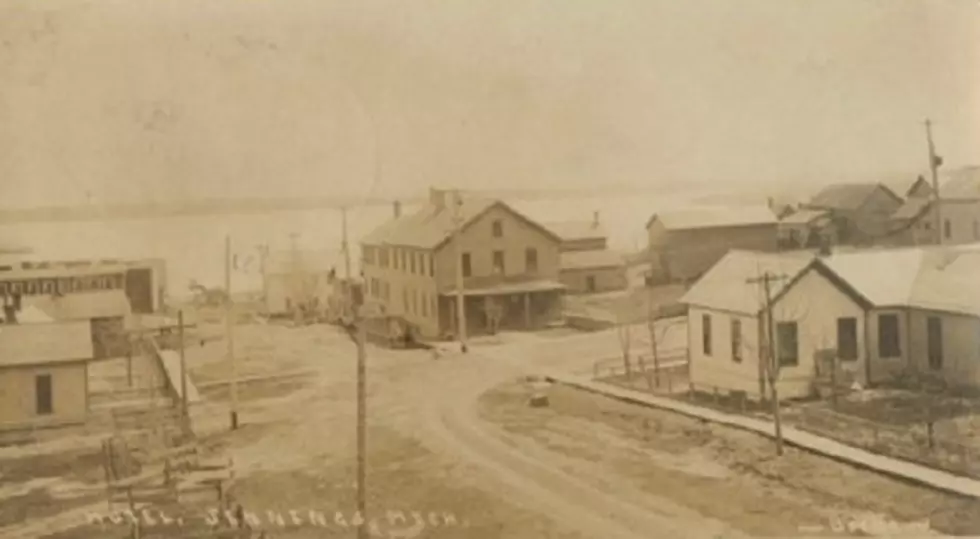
[0, 0, 978, 207]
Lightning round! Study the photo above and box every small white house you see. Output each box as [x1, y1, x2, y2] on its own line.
[262, 250, 340, 316]
[681, 250, 871, 401]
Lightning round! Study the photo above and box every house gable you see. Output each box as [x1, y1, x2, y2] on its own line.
[433, 201, 561, 253]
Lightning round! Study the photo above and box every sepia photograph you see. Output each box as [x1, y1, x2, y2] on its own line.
[1, 0, 979, 537]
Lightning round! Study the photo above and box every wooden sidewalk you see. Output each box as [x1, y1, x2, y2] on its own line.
[546, 373, 980, 499]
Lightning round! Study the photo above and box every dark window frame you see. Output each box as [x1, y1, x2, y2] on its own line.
[525, 248, 538, 273]
[492, 250, 505, 275]
[35, 374, 53, 415]
[837, 317, 858, 361]
[702, 314, 712, 356]
[776, 321, 799, 367]
[878, 313, 901, 358]
[461, 253, 472, 278]
[731, 318, 742, 363]
[492, 220, 503, 238]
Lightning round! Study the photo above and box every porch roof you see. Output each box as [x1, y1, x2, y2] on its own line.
[441, 279, 565, 297]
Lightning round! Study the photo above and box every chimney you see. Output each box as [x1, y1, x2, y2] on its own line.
[393, 200, 402, 218]
[592, 211, 600, 229]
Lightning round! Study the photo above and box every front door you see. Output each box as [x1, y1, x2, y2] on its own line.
[927, 317, 943, 370]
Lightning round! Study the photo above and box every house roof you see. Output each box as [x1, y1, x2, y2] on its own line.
[807, 183, 902, 211]
[0, 321, 94, 367]
[362, 194, 560, 250]
[545, 221, 606, 242]
[24, 290, 132, 321]
[891, 198, 932, 221]
[646, 205, 777, 231]
[560, 249, 625, 271]
[264, 250, 339, 276]
[939, 166, 980, 200]
[817, 243, 980, 317]
[779, 209, 830, 226]
[906, 176, 934, 198]
[679, 250, 815, 315]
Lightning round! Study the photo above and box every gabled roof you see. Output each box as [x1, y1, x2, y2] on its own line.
[545, 221, 606, 242]
[560, 249, 625, 271]
[807, 183, 902, 211]
[906, 176, 934, 199]
[0, 321, 94, 367]
[940, 166, 980, 200]
[646, 205, 777, 231]
[779, 209, 830, 226]
[817, 243, 980, 317]
[361, 194, 560, 250]
[891, 198, 932, 222]
[679, 250, 815, 315]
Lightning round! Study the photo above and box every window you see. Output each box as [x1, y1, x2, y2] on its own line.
[492, 251, 505, 275]
[702, 314, 712, 356]
[944, 219, 952, 239]
[461, 253, 472, 278]
[428, 255, 435, 277]
[411, 290, 418, 315]
[418, 254, 426, 276]
[492, 220, 503, 238]
[837, 317, 858, 361]
[928, 316, 943, 370]
[525, 248, 538, 273]
[586, 275, 596, 292]
[409, 251, 417, 274]
[421, 292, 428, 317]
[776, 322, 799, 367]
[380, 247, 389, 268]
[392, 249, 400, 270]
[731, 319, 742, 363]
[431, 295, 438, 317]
[402, 289, 409, 312]
[35, 374, 52, 415]
[878, 314, 901, 358]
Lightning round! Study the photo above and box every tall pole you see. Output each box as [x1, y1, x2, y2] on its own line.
[225, 235, 239, 430]
[452, 190, 468, 353]
[926, 119, 943, 245]
[178, 310, 188, 421]
[355, 306, 367, 539]
[342, 207, 352, 280]
[747, 271, 787, 455]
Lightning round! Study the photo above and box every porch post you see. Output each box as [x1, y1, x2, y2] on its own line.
[523, 293, 531, 329]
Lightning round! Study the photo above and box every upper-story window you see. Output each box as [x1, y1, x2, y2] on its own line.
[492, 251, 505, 275]
[525, 248, 538, 273]
[944, 219, 952, 240]
[492, 220, 503, 238]
[379, 247, 389, 268]
[392, 249, 400, 271]
[461, 253, 472, 278]
[409, 251, 417, 274]
[428, 254, 435, 277]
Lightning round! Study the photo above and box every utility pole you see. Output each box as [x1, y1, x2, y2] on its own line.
[355, 306, 367, 539]
[925, 119, 944, 245]
[747, 271, 789, 456]
[224, 235, 239, 430]
[452, 190, 468, 353]
[178, 310, 188, 423]
[342, 207, 352, 280]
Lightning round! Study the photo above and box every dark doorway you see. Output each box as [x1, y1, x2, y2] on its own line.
[586, 275, 596, 293]
[35, 374, 53, 415]
[837, 317, 858, 361]
[125, 268, 154, 314]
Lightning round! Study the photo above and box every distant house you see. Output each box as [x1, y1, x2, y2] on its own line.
[777, 209, 836, 250]
[0, 321, 94, 430]
[893, 168, 980, 246]
[681, 250, 869, 401]
[360, 188, 565, 341]
[546, 213, 627, 294]
[683, 243, 980, 400]
[262, 249, 339, 317]
[802, 183, 903, 245]
[21, 290, 133, 359]
[645, 206, 778, 286]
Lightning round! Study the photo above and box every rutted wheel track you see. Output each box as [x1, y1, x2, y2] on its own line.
[375, 347, 747, 539]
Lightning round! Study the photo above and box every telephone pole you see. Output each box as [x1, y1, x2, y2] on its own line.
[224, 235, 239, 430]
[747, 271, 789, 455]
[452, 190, 468, 353]
[925, 119, 943, 244]
[342, 207, 352, 280]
